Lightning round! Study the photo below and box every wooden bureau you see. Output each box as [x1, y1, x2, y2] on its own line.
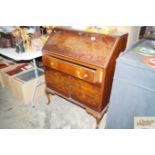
[42, 28, 128, 128]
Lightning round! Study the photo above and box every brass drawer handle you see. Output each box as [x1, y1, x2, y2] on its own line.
[76, 71, 80, 76]
[51, 62, 54, 66]
[76, 71, 88, 79]
[83, 74, 88, 78]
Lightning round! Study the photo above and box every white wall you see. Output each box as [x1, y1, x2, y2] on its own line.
[116, 26, 140, 47]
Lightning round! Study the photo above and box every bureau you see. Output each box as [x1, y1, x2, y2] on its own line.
[42, 28, 128, 128]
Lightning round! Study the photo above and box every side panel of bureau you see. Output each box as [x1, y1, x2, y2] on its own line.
[101, 34, 128, 110]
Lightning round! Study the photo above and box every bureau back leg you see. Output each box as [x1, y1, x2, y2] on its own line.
[86, 105, 109, 129]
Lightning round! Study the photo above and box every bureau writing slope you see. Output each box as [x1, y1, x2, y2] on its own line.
[42, 28, 128, 128]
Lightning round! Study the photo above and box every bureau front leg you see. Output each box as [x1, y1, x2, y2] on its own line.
[45, 88, 51, 105]
[95, 116, 103, 129]
[86, 106, 108, 129]
[86, 108, 102, 129]
[96, 105, 109, 129]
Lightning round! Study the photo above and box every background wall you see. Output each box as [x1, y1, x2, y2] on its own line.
[116, 26, 140, 48]
[71, 26, 141, 48]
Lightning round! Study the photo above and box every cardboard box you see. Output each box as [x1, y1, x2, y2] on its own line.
[1, 55, 46, 104]
[0, 63, 8, 87]
[1, 63, 29, 89]
[10, 69, 46, 104]
[0, 57, 16, 87]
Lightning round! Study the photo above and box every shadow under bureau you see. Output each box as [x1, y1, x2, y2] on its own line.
[42, 28, 128, 128]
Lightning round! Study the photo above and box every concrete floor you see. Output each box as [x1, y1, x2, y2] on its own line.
[0, 87, 107, 129]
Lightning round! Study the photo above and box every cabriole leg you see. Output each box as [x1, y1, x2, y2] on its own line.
[45, 88, 51, 105]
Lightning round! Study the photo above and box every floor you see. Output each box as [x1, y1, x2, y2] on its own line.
[0, 87, 107, 129]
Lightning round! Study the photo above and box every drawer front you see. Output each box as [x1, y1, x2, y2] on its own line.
[44, 67, 70, 97]
[70, 77, 101, 110]
[43, 55, 97, 83]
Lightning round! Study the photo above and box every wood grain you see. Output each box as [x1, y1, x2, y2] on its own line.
[42, 28, 128, 125]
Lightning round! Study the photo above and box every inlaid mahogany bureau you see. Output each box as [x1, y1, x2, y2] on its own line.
[42, 28, 128, 128]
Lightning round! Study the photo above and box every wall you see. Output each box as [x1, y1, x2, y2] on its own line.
[116, 26, 140, 48]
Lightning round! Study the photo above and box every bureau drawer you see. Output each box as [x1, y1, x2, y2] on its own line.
[43, 55, 98, 83]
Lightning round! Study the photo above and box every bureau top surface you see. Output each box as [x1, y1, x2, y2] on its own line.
[43, 28, 121, 67]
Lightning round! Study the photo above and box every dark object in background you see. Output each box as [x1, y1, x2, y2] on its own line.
[0, 32, 15, 48]
[139, 26, 146, 39]
[36, 57, 44, 69]
[15, 41, 25, 53]
[144, 26, 155, 40]
[12, 29, 25, 53]
[139, 26, 155, 40]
